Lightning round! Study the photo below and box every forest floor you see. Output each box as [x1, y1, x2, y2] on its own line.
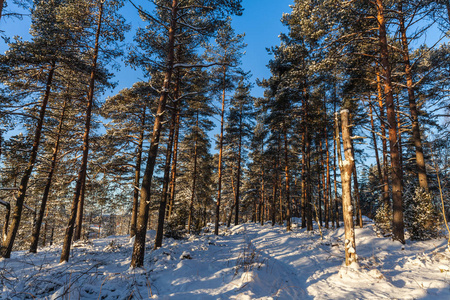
[1, 219, 450, 299]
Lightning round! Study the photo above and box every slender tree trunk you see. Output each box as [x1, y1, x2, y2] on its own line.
[187, 113, 199, 234]
[350, 124, 363, 228]
[305, 126, 313, 231]
[61, 3, 103, 262]
[234, 111, 242, 226]
[301, 131, 307, 228]
[271, 169, 277, 226]
[333, 106, 340, 228]
[396, 96, 403, 171]
[0, 60, 55, 259]
[376, 0, 404, 243]
[215, 67, 227, 235]
[337, 110, 357, 266]
[369, 103, 383, 182]
[284, 124, 291, 231]
[130, 107, 146, 237]
[154, 95, 178, 249]
[167, 59, 181, 219]
[260, 166, 265, 226]
[73, 174, 86, 241]
[352, 167, 363, 228]
[168, 104, 180, 218]
[318, 140, 323, 227]
[377, 69, 390, 206]
[325, 122, 331, 229]
[131, 0, 179, 268]
[29, 99, 67, 253]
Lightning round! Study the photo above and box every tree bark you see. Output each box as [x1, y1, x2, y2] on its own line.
[130, 107, 146, 237]
[301, 130, 307, 228]
[29, 99, 67, 253]
[369, 103, 383, 183]
[333, 106, 340, 228]
[325, 121, 331, 229]
[187, 113, 199, 234]
[168, 101, 181, 219]
[376, 68, 390, 206]
[376, 0, 404, 243]
[61, 2, 103, 262]
[131, 0, 179, 268]
[0, 60, 55, 258]
[337, 110, 357, 266]
[284, 123, 291, 231]
[215, 66, 226, 235]
[234, 109, 242, 226]
[154, 92, 178, 249]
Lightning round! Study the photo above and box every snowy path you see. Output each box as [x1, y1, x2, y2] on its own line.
[1, 221, 450, 299]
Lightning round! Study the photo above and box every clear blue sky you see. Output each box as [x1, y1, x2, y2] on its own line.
[0, 0, 294, 99]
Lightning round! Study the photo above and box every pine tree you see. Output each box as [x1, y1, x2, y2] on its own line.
[129, 0, 243, 268]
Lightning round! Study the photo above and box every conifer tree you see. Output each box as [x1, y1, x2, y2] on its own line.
[129, 0, 243, 268]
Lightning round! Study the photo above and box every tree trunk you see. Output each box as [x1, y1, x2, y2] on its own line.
[369, 103, 383, 183]
[325, 122, 331, 229]
[215, 67, 226, 235]
[284, 124, 291, 231]
[318, 140, 323, 227]
[154, 95, 178, 249]
[333, 106, 340, 228]
[130, 107, 146, 237]
[61, 2, 103, 262]
[131, 0, 179, 268]
[260, 166, 265, 226]
[305, 127, 313, 231]
[398, 1, 428, 191]
[73, 174, 86, 241]
[29, 99, 67, 253]
[234, 110, 242, 226]
[271, 170, 277, 227]
[376, 0, 405, 244]
[336, 110, 357, 266]
[377, 68, 390, 206]
[187, 113, 199, 234]
[352, 167, 363, 228]
[301, 130, 307, 228]
[168, 102, 181, 219]
[0, 60, 55, 259]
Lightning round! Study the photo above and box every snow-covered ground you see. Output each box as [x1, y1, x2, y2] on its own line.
[1, 220, 450, 299]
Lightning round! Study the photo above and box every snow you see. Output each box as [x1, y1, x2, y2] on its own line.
[1, 220, 449, 299]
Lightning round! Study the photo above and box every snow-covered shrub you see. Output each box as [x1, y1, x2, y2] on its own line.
[374, 202, 392, 235]
[404, 187, 441, 240]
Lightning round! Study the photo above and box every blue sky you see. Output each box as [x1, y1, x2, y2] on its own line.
[0, 0, 293, 99]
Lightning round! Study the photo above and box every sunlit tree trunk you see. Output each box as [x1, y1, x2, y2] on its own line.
[188, 113, 199, 234]
[376, 69, 390, 206]
[284, 123, 291, 231]
[336, 110, 357, 266]
[215, 67, 226, 235]
[154, 98, 178, 248]
[376, 0, 404, 243]
[130, 107, 146, 237]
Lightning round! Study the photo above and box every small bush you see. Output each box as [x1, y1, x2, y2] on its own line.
[404, 187, 441, 240]
[374, 202, 392, 235]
